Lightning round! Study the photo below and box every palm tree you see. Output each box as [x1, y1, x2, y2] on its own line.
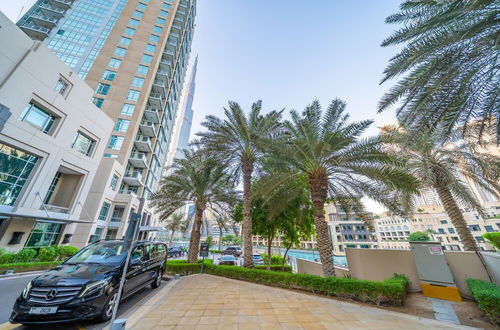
[197, 101, 283, 267]
[270, 99, 417, 276]
[379, 0, 500, 140]
[382, 126, 500, 251]
[150, 148, 238, 263]
[162, 213, 188, 244]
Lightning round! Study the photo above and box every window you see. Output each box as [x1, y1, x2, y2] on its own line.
[129, 18, 140, 27]
[145, 44, 156, 53]
[141, 54, 153, 63]
[89, 227, 104, 243]
[119, 37, 131, 46]
[43, 172, 61, 204]
[137, 3, 147, 10]
[152, 25, 162, 34]
[54, 77, 71, 97]
[126, 90, 140, 101]
[475, 236, 485, 243]
[72, 131, 95, 156]
[121, 103, 136, 116]
[19, 102, 56, 134]
[114, 119, 130, 132]
[96, 83, 111, 95]
[149, 35, 160, 43]
[437, 228, 445, 234]
[108, 136, 125, 150]
[156, 17, 166, 25]
[108, 58, 122, 68]
[159, 10, 168, 17]
[92, 97, 104, 108]
[162, 3, 171, 9]
[440, 220, 448, 224]
[104, 153, 118, 158]
[114, 47, 127, 57]
[0, 143, 38, 206]
[469, 225, 481, 231]
[448, 228, 455, 234]
[136, 65, 149, 75]
[101, 70, 116, 81]
[133, 10, 144, 19]
[109, 174, 119, 191]
[25, 221, 62, 247]
[124, 27, 136, 36]
[131, 77, 145, 88]
[485, 225, 494, 232]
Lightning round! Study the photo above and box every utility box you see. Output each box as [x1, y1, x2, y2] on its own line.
[410, 241, 462, 302]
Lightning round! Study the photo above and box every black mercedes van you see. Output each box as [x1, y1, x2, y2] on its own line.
[10, 240, 167, 325]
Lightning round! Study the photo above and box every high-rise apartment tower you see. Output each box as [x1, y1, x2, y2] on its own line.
[18, 0, 197, 246]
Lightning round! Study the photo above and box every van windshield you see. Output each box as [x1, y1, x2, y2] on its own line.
[65, 241, 128, 266]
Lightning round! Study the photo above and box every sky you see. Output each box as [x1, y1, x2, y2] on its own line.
[0, 0, 403, 213]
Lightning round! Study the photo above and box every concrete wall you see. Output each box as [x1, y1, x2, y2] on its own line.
[296, 258, 349, 278]
[481, 252, 500, 285]
[345, 248, 495, 297]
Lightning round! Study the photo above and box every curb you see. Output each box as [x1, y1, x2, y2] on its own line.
[0, 270, 45, 279]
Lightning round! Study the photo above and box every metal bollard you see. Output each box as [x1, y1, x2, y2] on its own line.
[111, 318, 126, 330]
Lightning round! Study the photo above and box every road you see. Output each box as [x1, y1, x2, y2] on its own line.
[0, 272, 168, 330]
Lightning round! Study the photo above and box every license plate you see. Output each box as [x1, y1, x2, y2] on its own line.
[29, 307, 58, 314]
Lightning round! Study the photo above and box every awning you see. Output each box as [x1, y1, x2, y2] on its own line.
[0, 210, 94, 224]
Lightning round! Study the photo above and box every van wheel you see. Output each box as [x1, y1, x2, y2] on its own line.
[151, 269, 163, 289]
[97, 289, 118, 322]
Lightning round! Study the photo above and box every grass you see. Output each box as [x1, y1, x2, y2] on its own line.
[466, 278, 500, 327]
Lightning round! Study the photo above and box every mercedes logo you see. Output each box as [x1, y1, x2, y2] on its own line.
[45, 289, 58, 301]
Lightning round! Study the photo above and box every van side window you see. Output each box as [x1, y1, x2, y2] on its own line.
[131, 245, 145, 261]
[145, 243, 154, 260]
[156, 244, 166, 257]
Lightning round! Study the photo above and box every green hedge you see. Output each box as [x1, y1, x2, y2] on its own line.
[483, 233, 500, 250]
[165, 261, 408, 306]
[209, 249, 222, 254]
[0, 261, 62, 274]
[466, 278, 500, 327]
[254, 265, 292, 272]
[260, 253, 285, 265]
[0, 246, 79, 264]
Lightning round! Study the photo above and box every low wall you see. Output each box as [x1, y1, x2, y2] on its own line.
[345, 248, 494, 297]
[295, 258, 348, 277]
[480, 251, 500, 285]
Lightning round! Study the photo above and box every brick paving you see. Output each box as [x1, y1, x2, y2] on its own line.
[129, 274, 477, 330]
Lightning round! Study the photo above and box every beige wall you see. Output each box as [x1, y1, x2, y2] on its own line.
[345, 248, 493, 298]
[296, 258, 349, 278]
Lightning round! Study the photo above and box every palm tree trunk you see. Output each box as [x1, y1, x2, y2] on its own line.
[282, 246, 291, 271]
[219, 227, 222, 252]
[187, 205, 204, 263]
[267, 235, 273, 270]
[309, 173, 335, 277]
[434, 183, 478, 251]
[169, 230, 175, 244]
[242, 161, 254, 268]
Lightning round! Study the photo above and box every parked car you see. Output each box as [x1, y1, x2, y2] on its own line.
[168, 246, 183, 258]
[221, 246, 242, 257]
[10, 240, 167, 325]
[252, 254, 264, 266]
[219, 255, 237, 266]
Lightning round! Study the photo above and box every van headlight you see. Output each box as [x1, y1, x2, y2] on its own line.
[78, 279, 109, 298]
[22, 281, 32, 299]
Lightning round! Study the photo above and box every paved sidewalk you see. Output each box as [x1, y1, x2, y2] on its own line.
[128, 274, 478, 330]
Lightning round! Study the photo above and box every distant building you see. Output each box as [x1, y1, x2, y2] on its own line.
[326, 204, 378, 255]
[0, 12, 114, 251]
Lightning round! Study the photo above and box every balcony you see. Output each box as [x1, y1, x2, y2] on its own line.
[134, 135, 153, 152]
[144, 107, 160, 123]
[48, 0, 73, 9]
[123, 171, 144, 186]
[159, 58, 172, 71]
[20, 22, 50, 40]
[152, 79, 167, 96]
[148, 92, 163, 108]
[30, 12, 58, 28]
[140, 120, 156, 137]
[129, 152, 148, 168]
[39, 3, 66, 16]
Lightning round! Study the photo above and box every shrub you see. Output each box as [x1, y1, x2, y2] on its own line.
[14, 248, 37, 263]
[165, 260, 408, 306]
[56, 246, 79, 260]
[254, 265, 292, 272]
[0, 261, 61, 274]
[209, 249, 222, 254]
[408, 231, 430, 241]
[483, 233, 500, 250]
[37, 246, 58, 262]
[260, 253, 285, 265]
[0, 253, 16, 264]
[466, 278, 500, 327]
